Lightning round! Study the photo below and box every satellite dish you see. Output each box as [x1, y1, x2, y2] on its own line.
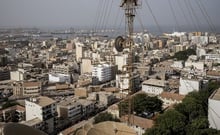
[115, 36, 125, 52]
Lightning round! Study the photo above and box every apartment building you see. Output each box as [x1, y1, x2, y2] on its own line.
[13, 81, 42, 97]
[25, 96, 57, 134]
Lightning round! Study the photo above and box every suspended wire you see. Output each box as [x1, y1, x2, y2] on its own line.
[136, 10, 145, 33]
[94, 0, 104, 33]
[96, 0, 107, 32]
[168, 0, 181, 32]
[100, 0, 110, 32]
[198, 0, 216, 32]
[195, 0, 213, 32]
[103, 0, 114, 32]
[144, 0, 163, 34]
[187, 0, 202, 31]
[183, 0, 199, 32]
[176, 0, 193, 30]
[111, 6, 121, 37]
[113, 13, 125, 37]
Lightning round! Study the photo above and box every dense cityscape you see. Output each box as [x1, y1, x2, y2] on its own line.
[0, 0, 220, 135]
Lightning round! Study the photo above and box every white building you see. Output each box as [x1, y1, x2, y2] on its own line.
[115, 54, 128, 71]
[52, 64, 74, 75]
[191, 36, 209, 45]
[142, 79, 167, 95]
[205, 54, 220, 63]
[25, 96, 56, 134]
[171, 61, 184, 69]
[10, 70, 25, 81]
[179, 77, 202, 95]
[185, 61, 204, 71]
[116, 73, 140, 94]
[92, 64, 114, 83]
[48, 73, 71, 83]
[49, 63, 75, 83]
[208, 88, 220, 130]
[196, 48, 206, 57]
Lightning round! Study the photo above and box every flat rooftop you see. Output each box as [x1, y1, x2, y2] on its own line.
[142, 78, 166, 87]
[21, 118, 42, 126]
[58, 99, 81, 107]
[210, 88, 220, 100]
[27, 96, 56, 107]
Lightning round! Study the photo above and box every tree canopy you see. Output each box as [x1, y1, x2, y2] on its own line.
[94, 112, 120, 124]
[145, 109, 187, 135]
[173, 49, 196, 61]
[119, 93, 163, 117]
[144, 81, 220, 135]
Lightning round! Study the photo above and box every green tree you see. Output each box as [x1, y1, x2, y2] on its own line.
[119, 93, 163, 116]
[145, 110, 187, 135]
[118, 99, 129, 117]
[173, 49, 196, 61]
[133, 93, 148, 114]
[144, 96, 163, 113]
[175, 96, 205, 122]
[143, 81, 220, 135]
[94, 112, 120, 124]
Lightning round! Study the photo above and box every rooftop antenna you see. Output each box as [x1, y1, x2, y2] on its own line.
[115, 0, 140, 125]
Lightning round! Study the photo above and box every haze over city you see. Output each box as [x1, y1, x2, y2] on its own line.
[0, 0, 220, 32]
[0, 0, 220, 135]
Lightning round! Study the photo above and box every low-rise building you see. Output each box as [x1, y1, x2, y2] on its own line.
[78, 99, 95, 118]
[49, 73, 71, 83]
[98, 92, 116, 106]
[10, 70, 25, 81]
[0, 105, 25, 122]
[159, 92, 185, 107]
[13, 81, 42, 97]
[142, 79, 167, 95]
[179, 76, 202, 95]
[74, 87, 90, 98]
[21, 117, 45, 131]
[120, 115, 154, 135]
[57, 100, 82, 123]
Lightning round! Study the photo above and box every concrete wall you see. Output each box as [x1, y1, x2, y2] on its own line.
[208, 99, 220, 130]
[179, 78, 201, 95]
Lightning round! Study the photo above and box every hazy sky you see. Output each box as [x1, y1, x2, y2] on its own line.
[0, 0, 219, 31]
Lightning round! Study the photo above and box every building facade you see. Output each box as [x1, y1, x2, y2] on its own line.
[25, 96, 57, 134]
[179, 77, 202, 95]
[13, 81, 42, 97]
[142, 79, 167, 95]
